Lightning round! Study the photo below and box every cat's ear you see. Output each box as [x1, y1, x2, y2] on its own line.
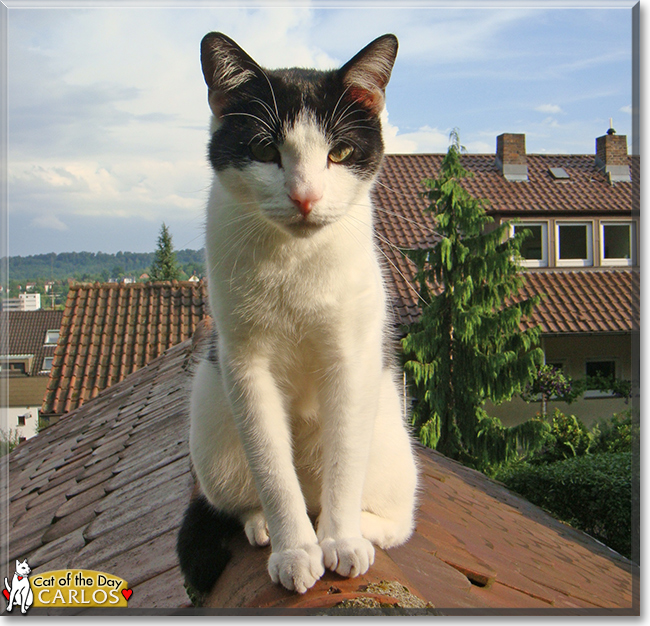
[201, 32, 262, 118]
[340, 34, 398, 116]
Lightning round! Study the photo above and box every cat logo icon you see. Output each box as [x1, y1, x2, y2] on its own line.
[4, 559, 34, 614]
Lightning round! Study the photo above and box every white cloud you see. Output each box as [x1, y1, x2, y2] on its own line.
[620, 105, 632, 115]
[30, 214, 68, 231]
[535, 104, 563, 115]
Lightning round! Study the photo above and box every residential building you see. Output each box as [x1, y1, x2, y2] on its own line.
[372, 131, 638, 426]
[0, 310, 64, 440]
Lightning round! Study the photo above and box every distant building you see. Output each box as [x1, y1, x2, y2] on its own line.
[1, 309, 64, 440]
[2, 293, 42, 312]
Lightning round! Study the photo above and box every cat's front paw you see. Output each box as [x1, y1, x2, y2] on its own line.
[319, 536, 375, 578]
[268, 543, 324, 594]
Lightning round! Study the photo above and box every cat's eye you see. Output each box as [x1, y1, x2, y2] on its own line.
[250, 142, 280, 163]
[329, 145, 354, 164]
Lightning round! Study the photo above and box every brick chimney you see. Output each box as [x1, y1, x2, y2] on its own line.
[595, 130, 630, 183]
[495, 133, 528, 181]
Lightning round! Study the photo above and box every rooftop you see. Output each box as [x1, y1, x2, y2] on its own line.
[3, 322, 638, 614]
[42, 281, 208, 416]
[1, 310, 64, 377]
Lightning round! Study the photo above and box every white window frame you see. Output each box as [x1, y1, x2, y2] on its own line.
[556, 221, 594, 267]
[600, 221, 636, 267]
[41, 356, 54, 372]
[512, 221, 549, 268]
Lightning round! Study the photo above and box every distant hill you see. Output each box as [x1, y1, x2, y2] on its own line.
[4, 249, 205, 283]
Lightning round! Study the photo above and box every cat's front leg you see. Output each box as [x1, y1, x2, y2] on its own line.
[316, 355, 380, 578]
[223, 352, 325, 593]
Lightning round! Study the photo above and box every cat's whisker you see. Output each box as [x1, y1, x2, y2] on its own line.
[222, 111, 275, 135]
[250, 97, 280, 128]
[372, 206, 438, 234]
[258, 68, 281, 126]
[344, 215, 428, 307]
[373, 179, 425, 203]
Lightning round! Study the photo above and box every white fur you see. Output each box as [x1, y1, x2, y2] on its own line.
[5, 560, 33, 613]
[190, 114, 418, 593]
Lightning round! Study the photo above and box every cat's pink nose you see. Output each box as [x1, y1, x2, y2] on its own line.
[289, 190, 321, 218]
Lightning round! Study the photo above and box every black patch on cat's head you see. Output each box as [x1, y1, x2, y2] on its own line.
[201, 33, 398, 181]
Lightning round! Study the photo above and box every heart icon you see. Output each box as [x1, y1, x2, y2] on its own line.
[121, 589, 133, 601]
[2, 589, 9, 601]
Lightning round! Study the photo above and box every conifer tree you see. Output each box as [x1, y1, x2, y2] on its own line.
[149, 223, 181, 282]
[402, 131, 547, 470]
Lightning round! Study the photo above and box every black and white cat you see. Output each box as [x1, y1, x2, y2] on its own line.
[177, 32, 418, 596]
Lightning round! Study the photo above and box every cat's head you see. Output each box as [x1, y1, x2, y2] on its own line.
[201, 32, 398, 237]
[15, 560, 31, 576]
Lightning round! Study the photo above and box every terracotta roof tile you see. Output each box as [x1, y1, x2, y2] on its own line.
[42, 281, 208, 415]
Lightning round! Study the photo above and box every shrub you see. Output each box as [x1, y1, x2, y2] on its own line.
[590, 410, 634, 454]
[529, 409, 591, 463]
[495, 452, 632, 559]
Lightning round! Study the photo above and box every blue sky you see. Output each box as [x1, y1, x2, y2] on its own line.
[4, 1, 637, 256]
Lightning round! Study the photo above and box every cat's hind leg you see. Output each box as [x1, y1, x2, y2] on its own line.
[242, 509, 270, 547]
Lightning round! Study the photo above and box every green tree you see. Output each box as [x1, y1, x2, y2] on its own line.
[149, 223, 181, 282]
[402, 131, 546, 470]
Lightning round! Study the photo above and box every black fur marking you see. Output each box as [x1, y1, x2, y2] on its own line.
[176, 496, 243, 594]
[208, 66, 384, 179]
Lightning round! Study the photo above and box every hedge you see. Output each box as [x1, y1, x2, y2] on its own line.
[495, 452, 632, 559]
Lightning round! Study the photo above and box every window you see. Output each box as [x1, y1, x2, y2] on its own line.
[17, 415, 25, 426]
[42, 357, 54, 372]
[556, 222, 593, 266]
[513, 222, 548, 267]
[44, 330, 60, 345]
[601, 222, 635, 266]
[585, 360, 617, 397]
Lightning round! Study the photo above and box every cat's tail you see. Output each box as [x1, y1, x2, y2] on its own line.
[176, 495, 243, 596]
[4, 577, 9, 591]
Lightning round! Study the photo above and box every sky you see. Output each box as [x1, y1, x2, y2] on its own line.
[3, 0, 638, 256]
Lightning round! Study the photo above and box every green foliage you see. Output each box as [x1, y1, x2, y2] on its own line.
[402, 130, 544, 468]
[0, 429, 22, 456]
[591, 410, 635, 454]
[3, 249, 205, 287]
[531, 409, 592, 462]
[148, 223, 181, 282]
[521, 364, 582, 408]
[495, 452, 633, 559]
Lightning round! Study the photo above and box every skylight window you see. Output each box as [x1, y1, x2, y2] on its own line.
[549, 167, 570, 179]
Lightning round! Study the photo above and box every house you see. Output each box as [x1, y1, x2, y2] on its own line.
[372, 131, 638, 427]
[40, 281, 209, 425]
[2, 322, 638, 613]
[0, 310, 64, 440]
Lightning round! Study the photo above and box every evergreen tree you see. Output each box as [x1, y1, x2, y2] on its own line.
[149, 223, 181, 282]
[402, 131, 547, 470]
